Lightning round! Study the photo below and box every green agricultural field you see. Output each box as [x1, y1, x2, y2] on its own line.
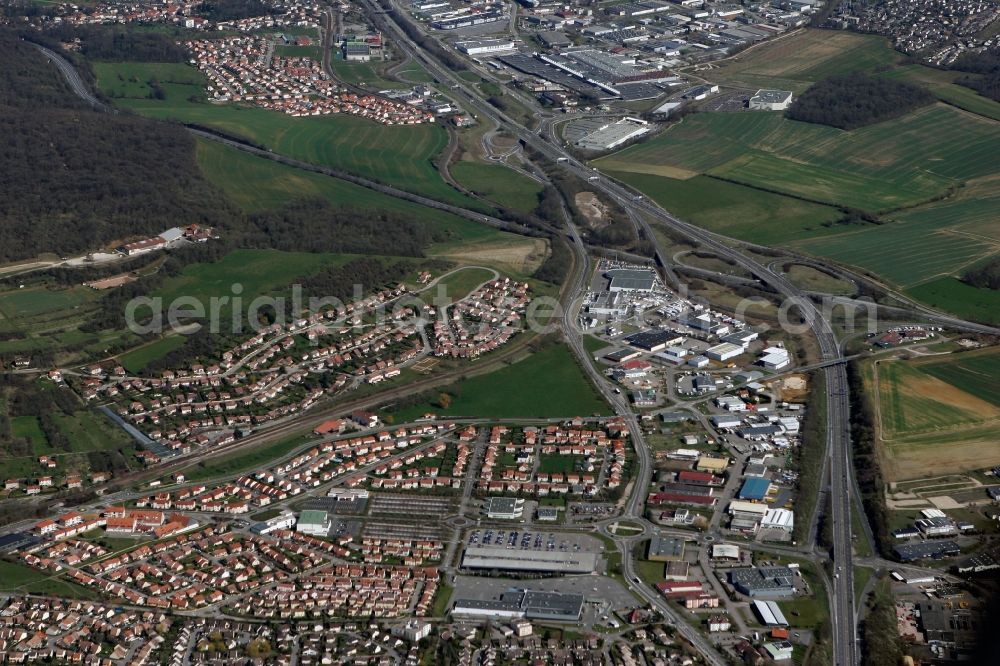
[91, 61, 207, 100]
[0, 285, 95, 319]
[390, 343, 611, 420]
[92, 61, 481, 209]
[117, 335, 186, 373]
[865, 351, 1000, 479]
[606, 172, 845, 244]
[450, 162, 545, 214]
[0, 560, 97, 599]
[905, 278, 1000, 325]
[883, 65, 1000, 122]
[153, 248, 357, 312]
[600, 105, 1000, 212]
[792, 174, 1000, 289]
[919, 349, 1000, 408]
[707, 29, 903, 94]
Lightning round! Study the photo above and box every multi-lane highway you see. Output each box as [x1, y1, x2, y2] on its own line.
[353, 4, 863, 662]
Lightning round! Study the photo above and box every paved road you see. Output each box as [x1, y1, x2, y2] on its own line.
[35, 26, 1000, 666]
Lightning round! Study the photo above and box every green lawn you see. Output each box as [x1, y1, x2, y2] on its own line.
[0, 559, 97, 599]
[538, 454, 586, 475]
[431, 267, 496, 304]
[10, 416, 46, 450]
[391, 342, 612, 420]
[432, 581, 454, 617]
[450, 162, 545, 214]
[117, 335, 186, 373]
[583, 335, 607, 355]
[92, 61, 480, 209]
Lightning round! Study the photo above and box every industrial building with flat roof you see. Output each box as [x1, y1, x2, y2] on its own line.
[461, 545, 599, 573]
[626, 330, 681, 352]
[455, 38, 516, 55]
[452, 589, 585, 622]
[296, 509, 331, 537]
[728, 566, 797, 597]
[575, 117, 651, 151]
[738, 476, 772, 501]
[749, 89, 793, 111]
[752, 599, 788, 626]
[893, 540, 961, 562]
[482, 497, 525, 520]
[607, 268, 657, 292]
[647, 534, 686, 562]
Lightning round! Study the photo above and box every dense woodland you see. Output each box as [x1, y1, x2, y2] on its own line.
[786, 73, 934, 130]
[962, 256, 1000, 290]
[952, 49, 1000, 103]
[44, 24, 187, 62]
[198, 0, 277, 21]
[0, 32, 237, 263]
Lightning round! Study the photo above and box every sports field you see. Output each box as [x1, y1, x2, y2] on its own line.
[92, 61, 479, 209]
[450, 162, 545, 214]
[599, 105, 1000, 212]
[866, 350, 1000, 479]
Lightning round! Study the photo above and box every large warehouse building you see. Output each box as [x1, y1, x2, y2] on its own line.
[461, 545, 599, 573]
[749, 89, 793, 111]
[452, 589, 585, 622]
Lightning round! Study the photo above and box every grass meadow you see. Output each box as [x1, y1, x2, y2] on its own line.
[450, 162, 545, 214]
[389, 343, 611, 420]
[92, 61, 480, 209]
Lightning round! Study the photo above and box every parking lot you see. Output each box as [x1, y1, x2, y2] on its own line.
[466, 528, 598, 555]
[368, 494, 456, 517]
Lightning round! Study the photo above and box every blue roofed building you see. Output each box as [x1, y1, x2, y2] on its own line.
[738, 476, 772, 501]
